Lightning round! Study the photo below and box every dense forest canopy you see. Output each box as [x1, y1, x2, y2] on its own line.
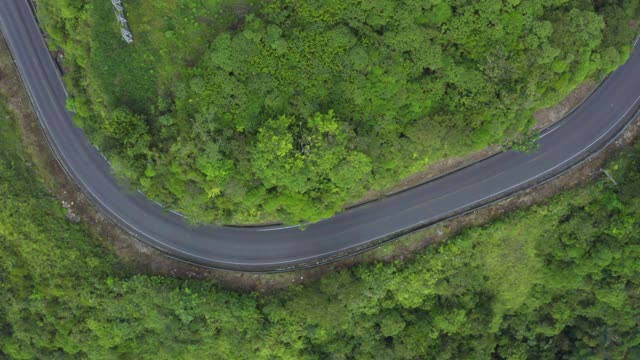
[38, 0, 640, 223]
[2, 92, 640, 358]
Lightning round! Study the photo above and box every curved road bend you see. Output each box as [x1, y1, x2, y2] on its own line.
[2, 0, 640, 271]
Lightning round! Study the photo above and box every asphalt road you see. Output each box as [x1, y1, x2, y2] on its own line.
[2, 0, 640, 272]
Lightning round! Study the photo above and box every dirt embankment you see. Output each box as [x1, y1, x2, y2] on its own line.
[266, 114, 640, 291]
[350, 81, 597, 206]
[0, 35, 274, 291]
[3, 31, 636, 292]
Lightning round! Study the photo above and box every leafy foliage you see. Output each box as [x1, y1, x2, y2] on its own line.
[37, 0, 640, 223]
[3, 92, 640, 358]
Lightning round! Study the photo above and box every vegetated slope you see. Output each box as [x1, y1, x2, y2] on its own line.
[2, 92, 640, 358]
[37, 0, 639, 224]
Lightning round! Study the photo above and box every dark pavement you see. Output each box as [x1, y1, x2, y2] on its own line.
[1, 0, 639, 271]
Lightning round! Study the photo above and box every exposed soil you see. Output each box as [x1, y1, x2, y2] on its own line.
[349, 81, 598, 206]
[351, 145, 501, 207]
[3, 31, 638, 293]
[259, 114, 640, 292]
[532, 81, 596, 130]
[0, 35, 281, 291]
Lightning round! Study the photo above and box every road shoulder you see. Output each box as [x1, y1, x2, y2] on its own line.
[2, 31, 639, 290]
